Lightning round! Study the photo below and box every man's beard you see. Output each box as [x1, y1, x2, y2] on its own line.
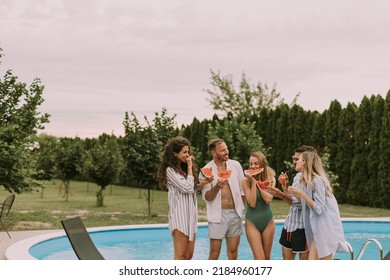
[217, 154, 228, 162]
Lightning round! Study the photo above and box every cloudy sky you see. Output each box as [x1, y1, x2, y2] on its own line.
[1, 0, 389, 138]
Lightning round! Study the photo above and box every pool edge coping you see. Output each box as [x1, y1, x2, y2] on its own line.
[6, 217, 390, 260]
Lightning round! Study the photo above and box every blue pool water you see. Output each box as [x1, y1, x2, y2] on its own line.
[29, 221, 390, 260]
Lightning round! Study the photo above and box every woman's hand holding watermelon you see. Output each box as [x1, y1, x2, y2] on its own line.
[244, 172, 257, 182]
[278, 172, 289, 190]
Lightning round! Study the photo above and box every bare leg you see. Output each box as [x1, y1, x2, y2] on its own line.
[282, 247, 297, 260]
[173, 230, 195, 260]
[261, 220, 275, 260]
[226, 236, 240, 260]
[299, 251, 309, 260]
[320, 254, 333, 260]
[309, 241, 333, 260]
[308, 241, 318, 260]
[245, 221, 265, 260]
[209, 238, 222, 260]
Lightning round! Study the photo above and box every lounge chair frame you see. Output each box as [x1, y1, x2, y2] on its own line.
[61, 216, 105, 260]
[0, 194, 16, 239]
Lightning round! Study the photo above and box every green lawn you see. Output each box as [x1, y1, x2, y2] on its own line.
[1, 180, 390, 231]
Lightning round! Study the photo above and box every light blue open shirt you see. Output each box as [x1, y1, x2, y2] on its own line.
[301, 177, 349, 258]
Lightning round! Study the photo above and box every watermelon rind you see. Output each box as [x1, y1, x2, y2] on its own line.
[256, 180, 270, 190]
[201, 167, 213, 178]
[244, 168, 264, 177]
[217, 169, 232, 180]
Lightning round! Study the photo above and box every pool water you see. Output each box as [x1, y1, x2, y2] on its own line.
[29, 221, 390, 260]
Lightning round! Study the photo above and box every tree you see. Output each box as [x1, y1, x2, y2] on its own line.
[181, 117, 211, 166]
[289, 104, 311, 149]
[0, 48, 50, 193]
[205, 69, 299, 119]
[348, 96, 372, 205]
[272, 104, 291, 173]
[55, 137, 84, 201]
[84, 134, 124, 207]
[310, 111, 326, 152]
[324, 100, 342, 172]
[122, 108, 177, 217]
[334, 102, 357, 202]
[252, 108, 271, 147]
[379, 91, 390, 208]
[367, 95, 384, 207]
[35, 134, 58, 181]
[321, 152, 340, 194]
[206, 116, 268, 169]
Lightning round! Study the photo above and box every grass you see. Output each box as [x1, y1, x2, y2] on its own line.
[1, 180, 390, 231]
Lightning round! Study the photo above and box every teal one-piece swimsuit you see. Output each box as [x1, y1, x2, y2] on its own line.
[245, 187, 273, 233]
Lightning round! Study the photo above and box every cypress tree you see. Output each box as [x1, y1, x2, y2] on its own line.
[325, 100, 342, 172]
[334, 102, 357, 203]
[289, 104, 308, 151]
[311, 111, 326, 152]
[253, 108, 271, 148]
[265, 108, 279, 168]
[306, 111, 318, 146]
[379, 91, 390, 208]
[271, 104, 291, 173]
[264, 109, 275, 149]
[348, 96, 372, 205]
[367, 95, 385, 207]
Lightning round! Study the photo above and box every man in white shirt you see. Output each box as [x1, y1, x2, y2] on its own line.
[199, 139, 245, 260]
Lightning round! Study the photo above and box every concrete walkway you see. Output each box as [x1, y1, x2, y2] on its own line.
[0, 229, 60, 260]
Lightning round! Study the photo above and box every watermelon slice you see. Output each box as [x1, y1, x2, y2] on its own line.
[217, 170, 232, 180]
[201, 167, 213, 178]
[280, 175, 288, 188]
[244, 168, 264, 177]
[257, 180, 270, 190]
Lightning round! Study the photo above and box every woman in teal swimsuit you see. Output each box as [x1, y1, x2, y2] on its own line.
[242, 151, 275, 260]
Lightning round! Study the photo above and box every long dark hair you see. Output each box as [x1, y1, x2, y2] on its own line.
[156, 136, 198, 189]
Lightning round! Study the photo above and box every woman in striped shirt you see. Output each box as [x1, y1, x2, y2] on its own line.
[268, 145, 316, 260]
[157, 136, 209, 259]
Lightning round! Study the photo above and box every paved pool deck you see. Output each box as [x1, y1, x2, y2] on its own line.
[0, 229, 61, 260]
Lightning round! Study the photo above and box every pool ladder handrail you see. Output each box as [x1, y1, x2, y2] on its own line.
[346, 241, 354, 260]
[356, 238, 383, 260]
[333, 241, 354, 260]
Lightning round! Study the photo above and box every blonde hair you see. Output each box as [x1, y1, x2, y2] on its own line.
[300, 151, 333, 196]
[250, 151, 275, 181]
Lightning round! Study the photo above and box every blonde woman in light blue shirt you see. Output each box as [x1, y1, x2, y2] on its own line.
[288, 151, 349, 260]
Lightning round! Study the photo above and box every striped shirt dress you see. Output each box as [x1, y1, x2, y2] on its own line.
[166, 167, 198, 241]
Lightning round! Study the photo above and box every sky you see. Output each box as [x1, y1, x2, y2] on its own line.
[1, 0, 389, 138]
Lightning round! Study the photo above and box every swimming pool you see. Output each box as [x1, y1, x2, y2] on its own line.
[7, 218, 390, 260]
